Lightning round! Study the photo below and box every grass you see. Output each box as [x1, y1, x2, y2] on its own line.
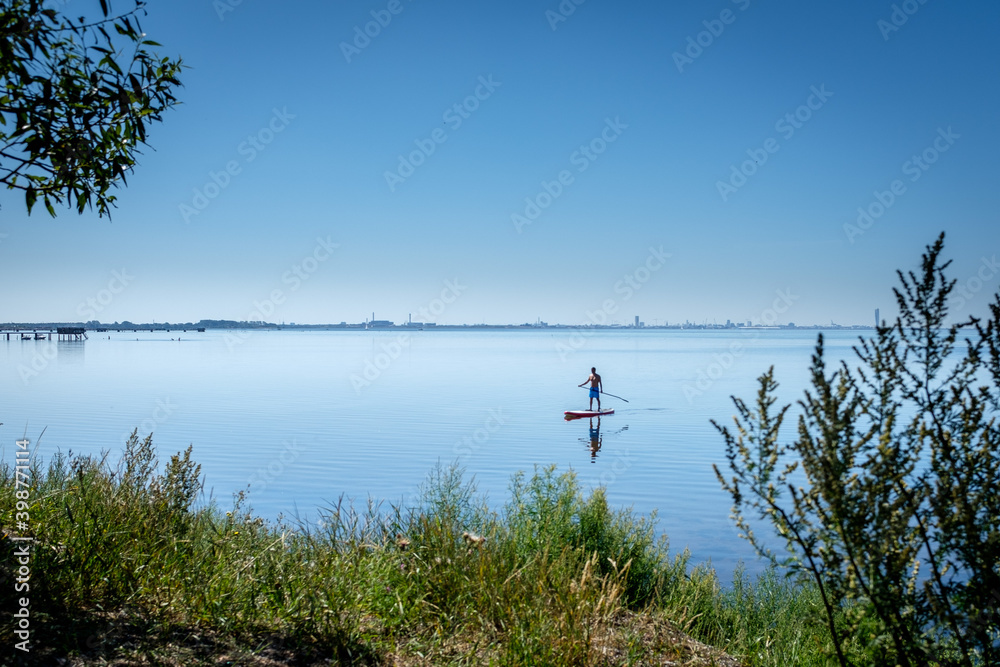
[0, 432, 867, 665]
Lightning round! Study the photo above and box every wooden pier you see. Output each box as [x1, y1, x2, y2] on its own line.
[3, 326, 208, 340]
[93, 327, 206, 333]
[1, 327, 88, 341]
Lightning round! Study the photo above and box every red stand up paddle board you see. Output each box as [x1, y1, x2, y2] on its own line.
[564, 408, 614, 419]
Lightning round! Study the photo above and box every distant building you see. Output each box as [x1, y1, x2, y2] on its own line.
[875, 308, 880, 328]
[634, 315, 640, 328]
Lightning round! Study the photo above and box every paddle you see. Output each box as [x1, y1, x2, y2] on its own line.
[579, 386, 629, 403]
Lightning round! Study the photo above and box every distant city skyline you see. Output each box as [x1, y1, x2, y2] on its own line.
[2, 1, 998, 328]
[5, 307, 881, 329]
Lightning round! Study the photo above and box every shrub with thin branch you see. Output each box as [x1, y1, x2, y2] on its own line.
[714, 233, 1000, 666]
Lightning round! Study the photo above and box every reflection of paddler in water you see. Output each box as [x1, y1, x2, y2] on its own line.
[588, 416, 602, 460]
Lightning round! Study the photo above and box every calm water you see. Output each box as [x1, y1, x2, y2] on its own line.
[1, 328, 866, 582]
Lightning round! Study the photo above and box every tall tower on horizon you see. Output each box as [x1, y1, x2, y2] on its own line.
[875, 308, 880, 329]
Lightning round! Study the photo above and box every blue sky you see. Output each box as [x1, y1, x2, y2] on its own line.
[2, 0, 998, 326]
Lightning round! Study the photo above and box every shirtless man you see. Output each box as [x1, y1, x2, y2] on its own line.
[578, 367, 602, 411]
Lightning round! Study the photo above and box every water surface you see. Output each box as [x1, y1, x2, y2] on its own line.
[1, 327, 867, 582]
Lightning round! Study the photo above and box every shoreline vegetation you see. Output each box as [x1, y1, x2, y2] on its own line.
[2, 433, 872, 666]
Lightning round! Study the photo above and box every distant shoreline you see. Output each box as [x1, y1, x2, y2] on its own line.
[3, 322, 876, 333]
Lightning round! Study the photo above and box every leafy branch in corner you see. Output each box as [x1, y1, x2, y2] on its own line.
[0, 0, 183, 217]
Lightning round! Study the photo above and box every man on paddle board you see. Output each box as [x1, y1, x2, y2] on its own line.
[579, 367, 603, 411]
